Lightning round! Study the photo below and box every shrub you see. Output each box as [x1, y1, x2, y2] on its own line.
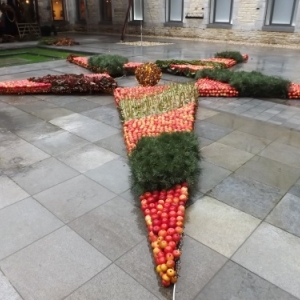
[214, 51, 244, 63]
[88, 54, 128, 77]
[129, 132, 201, 195]
[195, 69, 290, 98]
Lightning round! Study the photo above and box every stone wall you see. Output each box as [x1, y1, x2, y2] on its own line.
[37, 0, 300, 46]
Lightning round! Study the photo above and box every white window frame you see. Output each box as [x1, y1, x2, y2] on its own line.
[210, 0, 233, 24]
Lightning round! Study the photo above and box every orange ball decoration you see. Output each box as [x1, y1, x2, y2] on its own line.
[135, 62, 162, 87]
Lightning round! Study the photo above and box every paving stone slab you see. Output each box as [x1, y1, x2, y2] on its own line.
[81, 95, 115, 105]
[196, 107, 219, 121]
[0, 141, 50, 176]
[238, 119, 287, 140]
[289, 184, 300, 198]
[69, 196, 145, 261]
[33, 131, 89, 156]
[205, 112, 246, 129]
[0, 197, 63, 260]
[49, 113, 95, 131]
[275, 130, 300, 149]
[65, 264, 159, 300]
[45, 95, 83, 106]
[0, 109, 44, 131]
[198, 136, 214, 148]
[82, 103, 122, 129]
[0, 271, 22, 300]
[63, 99, 101, 113]
[0, 129, 26, 153]
[235, 156, 300, 192]
[0, 226, 111, 300]
[69, 120, 120, 142]
[266, 193, 300, 238]
[116, 239, 172, 300]
[95, 132, 128, 157]
[233, 223, 300, 299]
[209, 174, 284, 219]
[11, 157, 79, 195]
[202, 142, 254, 172]
[260, 142, 300, 169]
[116, 237, 225, 300]
[34, 175, 116, 223]
[30, 107, 74, 121]
[194, 120, 233, 141]
[120, 189, 139, 206]
[198, 160, 231, 193]
[57, 144, 118, 173]
[13, 122, 61, 142]
[218, 130, 272, 154]
[173, 236, 227, 300]
[85, 158, 130, 194]
[50, 113, 120, 142]
[196, 261, 299, 300]
[0, 175, 29, 210]
[15, 100, 58, 113]
[185, 196, 260, 257]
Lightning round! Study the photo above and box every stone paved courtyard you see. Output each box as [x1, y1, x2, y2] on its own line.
[1, 34, 300, 300]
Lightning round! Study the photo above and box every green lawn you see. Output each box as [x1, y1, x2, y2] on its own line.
[0, 47, 90, 67]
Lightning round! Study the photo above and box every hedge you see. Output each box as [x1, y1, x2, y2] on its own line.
[128, 132, 201, 196]
[195, 68, 291, 98]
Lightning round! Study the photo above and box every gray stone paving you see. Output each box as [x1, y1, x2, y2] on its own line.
[0, 34, 300, 300]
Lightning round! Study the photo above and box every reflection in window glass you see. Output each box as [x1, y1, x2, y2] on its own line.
[272, 0, 295, 25]
[133, 0, 143, 20]
[214, 0, 232, 23]
[100, 0, 112, 22]
[78, 0, 86, 21]
[52, 0, 65, 21]
[169, 0, 183, 22]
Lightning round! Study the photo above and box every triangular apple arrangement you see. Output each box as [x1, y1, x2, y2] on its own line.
[114, 83, 201, 287]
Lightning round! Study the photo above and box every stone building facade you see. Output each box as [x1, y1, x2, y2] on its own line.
[38, 0, 300, 46]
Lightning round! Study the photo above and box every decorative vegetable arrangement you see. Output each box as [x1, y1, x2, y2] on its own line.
[117, 83, 196, 121]
[135, 62, 162, 86]
[67, 55, 89, 68]
[196, 78, 238, 97]
[0, 74, 117, 95]
[0, 80, 51, 94]
[114, 83, 201, 287]
[39, 37, 79, 46]
[29, 74, 117, 94]
[195, 68, 291, 99]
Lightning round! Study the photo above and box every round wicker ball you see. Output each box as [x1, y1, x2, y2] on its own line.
[135, 63, 162, 86]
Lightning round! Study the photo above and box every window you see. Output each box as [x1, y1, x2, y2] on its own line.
[76, 0, 86, 22]
[265, 0, 298, 26]
[166, 0, 183, 22]
[130, 0, 143, 21]
[100, 0, 112, 22]
[210, 0, 233, 24]
[51, 0, 65, 21]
